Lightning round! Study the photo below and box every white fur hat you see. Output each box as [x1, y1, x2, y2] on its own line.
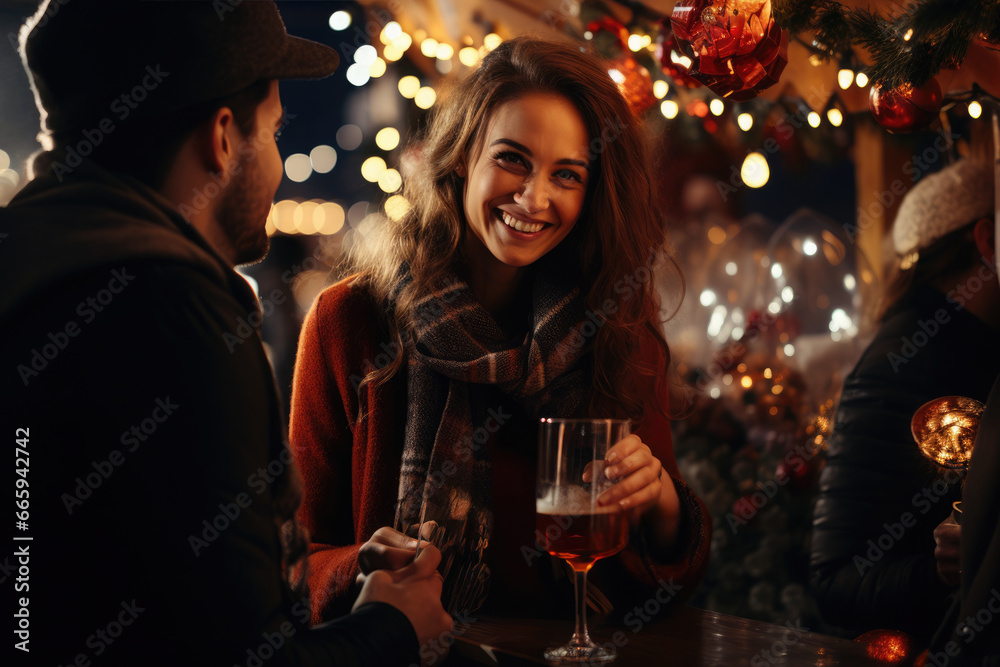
[892, 159, 994, 257]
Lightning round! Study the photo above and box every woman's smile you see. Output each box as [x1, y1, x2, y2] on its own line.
[461, 92, 590, 274]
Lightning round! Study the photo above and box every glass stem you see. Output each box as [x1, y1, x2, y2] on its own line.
[572, 568, 592, 648]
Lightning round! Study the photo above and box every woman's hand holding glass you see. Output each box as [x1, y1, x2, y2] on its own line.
[588, 434, 682, 557]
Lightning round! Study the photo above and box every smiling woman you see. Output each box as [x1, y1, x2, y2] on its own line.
[288, 36, 710, 625]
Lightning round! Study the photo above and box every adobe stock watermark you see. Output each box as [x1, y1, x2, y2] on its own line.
[234, 600, 311, 667]
[887, 255, 997, 372]
[15, 267, 135, 386]
[412, 610, 476, 667]
[853, 467, 962, 576]
[844, 125, 960, 245]
[725, 437, 823, 533]
[176, 110, 297, 223]
[750, 620, 808, 666]
[41, 599, 145, 662]
[61, 397, 181, 514]
[7, 0, 70, 53]
[925, 588, 1000, 667]
[188, 445, 296, 556]
[565, 578, 683, 665]
[558, 246, 665, 362]
[50, 65, 171, 182]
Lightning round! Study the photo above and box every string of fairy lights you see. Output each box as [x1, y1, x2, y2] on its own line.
[214, 8, 992, 236]
[264, 10, 508, 237]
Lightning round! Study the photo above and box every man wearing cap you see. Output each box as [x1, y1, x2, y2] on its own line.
[810, 158, 1000, 644]
[0, 2, 450, 665]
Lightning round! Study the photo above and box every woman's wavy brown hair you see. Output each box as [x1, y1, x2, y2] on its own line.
[346, 35, 682, 422]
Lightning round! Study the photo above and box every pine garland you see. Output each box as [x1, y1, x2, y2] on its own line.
[774, 0, 1000, 89]
[586, 0, 1000, 92]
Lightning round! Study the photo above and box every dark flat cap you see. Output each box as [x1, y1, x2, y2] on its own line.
[21, 0, 340, 141]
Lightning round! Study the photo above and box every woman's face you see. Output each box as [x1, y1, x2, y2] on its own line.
[460, 92, 590, 271]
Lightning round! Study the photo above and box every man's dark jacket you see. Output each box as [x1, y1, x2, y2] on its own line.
[810, 285, 1000, 640]
[0, 151, 419, 666]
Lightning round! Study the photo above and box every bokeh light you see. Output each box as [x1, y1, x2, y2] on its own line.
[398, 76, 421, 99]
[336, 125, 363, 151]
[378, 168, 402, 193]
[361, 156, 387, 182]
[328, 11, 351, 31]
[284, 154, 312, 183]
[414, 86, 437, 109]
[309, 145, 337, 174]
[375, 127, 400, 151]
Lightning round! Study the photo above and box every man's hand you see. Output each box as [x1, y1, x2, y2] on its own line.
[358, 526, 418, 575]
[354, 544, 454, 665]
[933, 518, 961, 586]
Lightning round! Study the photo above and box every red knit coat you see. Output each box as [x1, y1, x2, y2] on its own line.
[290, 277, 711, 624]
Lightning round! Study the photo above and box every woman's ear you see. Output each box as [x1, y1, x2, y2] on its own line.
[973, 217, 996, 266]
[455, 159, 467, 178]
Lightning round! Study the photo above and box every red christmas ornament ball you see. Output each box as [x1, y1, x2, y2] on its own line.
[868, 78, 943, 133]
[853, 629, 917, 665]
[655, 20, 701, 88]
[670, 0, 788, 101]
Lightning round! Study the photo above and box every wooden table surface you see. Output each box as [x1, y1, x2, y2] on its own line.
[449, 606, 886, 666]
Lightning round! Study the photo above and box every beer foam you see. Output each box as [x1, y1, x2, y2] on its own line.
[537, 485, 619, 515]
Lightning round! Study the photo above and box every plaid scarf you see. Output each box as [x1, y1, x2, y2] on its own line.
[392, 264, 589, 613]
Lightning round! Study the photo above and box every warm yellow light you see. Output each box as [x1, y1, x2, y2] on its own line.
[660, 100, 679, 119]
[741, 376, 753, 389]
[383, 21, 402, 42]
[361, 156, 387, 182]
[435, 43, 454, 60]
[414, 86, 437, 109]
[384, 44, 404, 61]
[903, 28, 913, 41]
[707, 226, 727, 244]
[375, 127, 400, 151]
[294, 201, 319, 235]
[369, 58, 387, 78]
[398, 76, 421, 99]
[420, 38, 438, 57]
[856, 72, 869, 87]
[838, 68, 854, 90]
[484, 33, 502, 50]
[772, 385, 784, 395]
[271, 200, 298, 234]
[763, 368, 772, 379]
[393, 33, 412, 51]
[653, 80, 669, 99]
[378, 168, 402, 193]
[912, 396, 985, 469]
[969, 101, 983, 119]
[709, 99, 725, 116]
[385, 195, 413, 221]
[317, 202, 345, 235]
[741, 152, 769, 188]
[827, 108, 844, 126]
[459, 46, 479, 66]
[628, 34, 643, 52]
[807, 111, 821, 128]
[738, 113, 753, 131]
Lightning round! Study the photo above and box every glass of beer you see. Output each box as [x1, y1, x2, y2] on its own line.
[536, 418, 630, 662]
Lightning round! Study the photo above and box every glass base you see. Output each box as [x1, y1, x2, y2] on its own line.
[544, 643, 617, 663]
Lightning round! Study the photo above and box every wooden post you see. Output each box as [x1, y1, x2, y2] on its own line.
[852, 115, 914, 316]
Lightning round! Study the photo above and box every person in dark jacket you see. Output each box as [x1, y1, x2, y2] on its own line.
[810, 158, 1000, 641]
[0, 2, 450, 666]
[928, 370, 1000, 667]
